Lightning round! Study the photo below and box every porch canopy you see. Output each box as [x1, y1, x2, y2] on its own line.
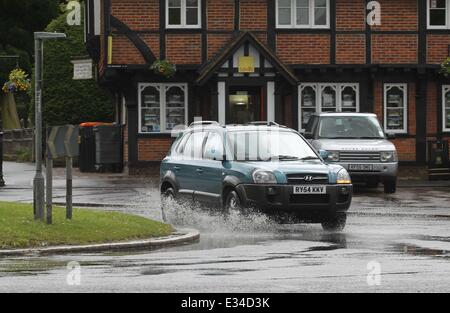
[196, 31, 298, 86]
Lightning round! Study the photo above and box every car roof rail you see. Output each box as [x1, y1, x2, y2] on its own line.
[248, 121, 280, 127]
[189, 121, 222, 128]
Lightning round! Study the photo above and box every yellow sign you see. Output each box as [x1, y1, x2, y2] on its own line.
[238, 56, 255, 73]
[108, 36, 113, 65]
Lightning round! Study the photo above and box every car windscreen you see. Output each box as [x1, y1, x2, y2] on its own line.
[227, 130, 319, 161]
[318, 116, 385, 139]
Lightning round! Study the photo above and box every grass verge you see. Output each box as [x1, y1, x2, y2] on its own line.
[0, 202, 173, 249]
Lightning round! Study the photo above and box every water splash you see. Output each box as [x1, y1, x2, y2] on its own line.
[162, 197, 279, 233]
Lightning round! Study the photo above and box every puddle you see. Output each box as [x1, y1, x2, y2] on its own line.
[0, 258, 109, 277]
[0, 259, 67, 276]
[392, 239, 450, 258]
[141, 267, 176, 276]
[395, 244, 450, 258]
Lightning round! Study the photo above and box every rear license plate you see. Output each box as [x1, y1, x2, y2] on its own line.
[349, 164, 374, 171]
[293, 185, 327, 194]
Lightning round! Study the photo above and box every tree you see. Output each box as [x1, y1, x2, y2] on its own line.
[0, 0, 60, 126]
[37, 2, 114, 127]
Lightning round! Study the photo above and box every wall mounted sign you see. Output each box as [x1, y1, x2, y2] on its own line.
[238, 56, 255, 73]
[71, 59, 93, 80]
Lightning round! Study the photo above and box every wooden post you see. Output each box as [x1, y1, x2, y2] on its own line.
[46, 156, 53, 224]
[66, 156, 73, 220]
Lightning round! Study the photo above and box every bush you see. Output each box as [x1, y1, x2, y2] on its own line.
[31, 2, 114, 127]
[15, 147, 32, 163]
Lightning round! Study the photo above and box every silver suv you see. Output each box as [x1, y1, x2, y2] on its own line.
[304, 113, 398, 194]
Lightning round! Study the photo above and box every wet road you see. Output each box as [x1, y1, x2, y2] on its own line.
[1, 185, 450, 292]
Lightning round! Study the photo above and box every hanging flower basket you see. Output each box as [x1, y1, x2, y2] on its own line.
[2, 68, 31, 94]
[440, 57, 450, 77]
[150, 60, 177, 78]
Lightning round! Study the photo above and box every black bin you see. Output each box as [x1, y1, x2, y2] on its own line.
[94, 125, 123, 173]
[428, 140, 450, 180]
[79, 126, 96, 172]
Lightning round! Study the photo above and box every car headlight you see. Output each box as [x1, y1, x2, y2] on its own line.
[380, 151, 398, 163]
[327, 151, 340, 162]
[337, 169, 352, 184]
[252, 170, 277, 184]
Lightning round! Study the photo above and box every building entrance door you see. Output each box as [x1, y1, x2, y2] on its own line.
[227, 86, 264, 124]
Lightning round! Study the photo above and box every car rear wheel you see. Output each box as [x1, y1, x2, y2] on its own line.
[161, 187, 175, 223]
[384, 180, 397, 194]
[321, 214, 347, 232]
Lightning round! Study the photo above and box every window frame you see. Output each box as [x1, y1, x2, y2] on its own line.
[442, 85, 450, 132]
[138, 83, 188, 134]
[166, 0, 201, 29]
[383, 83, 408, 135]
[427, 0, 449, 29]
[298, 83, 360, 131]
[276, 0, 330, 29]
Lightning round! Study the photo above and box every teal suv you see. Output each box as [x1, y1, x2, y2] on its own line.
[160, 122, 353, 231]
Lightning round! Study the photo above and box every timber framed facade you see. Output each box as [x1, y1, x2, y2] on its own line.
[85, 0, 450, 172]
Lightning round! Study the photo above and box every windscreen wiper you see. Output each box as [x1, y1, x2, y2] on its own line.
[299, 156, 320, 161]
[277, 155, 301, 160]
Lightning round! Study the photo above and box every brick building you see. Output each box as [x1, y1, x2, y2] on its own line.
[84, 0, 450, 173]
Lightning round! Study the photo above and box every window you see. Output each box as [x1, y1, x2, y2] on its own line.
[204, 132, 224, 160]
[384, 84, 408, 134]
[227, 130, 318, 162]
[182, 131, 207, 159]
[298, 83, 360, 130]
[318, 116, 385, 139]
[276, 0, 330, 28]
[166, 0, 201, 28]
[138, 83, 188, 133]
[428, 0, 449, 29]
[442, 86, 450, 132]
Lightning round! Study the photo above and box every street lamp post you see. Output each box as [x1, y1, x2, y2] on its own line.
[33, 32, 66, 221]
[0, 55, 20, 188]
[0, 125, 4, 188]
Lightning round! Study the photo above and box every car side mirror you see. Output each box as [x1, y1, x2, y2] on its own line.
[205, 148, 224, 161]
[304, 133, 313, 140]
[319, 150, 329, 160]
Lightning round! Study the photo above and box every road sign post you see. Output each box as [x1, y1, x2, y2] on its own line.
[46, 125, 79, 223]
[66, 156, 73, 220]
[46, 155, 53, 225]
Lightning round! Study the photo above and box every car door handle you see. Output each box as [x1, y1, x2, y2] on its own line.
[196, 168, 204, 174]
[173, 166, 181, 171]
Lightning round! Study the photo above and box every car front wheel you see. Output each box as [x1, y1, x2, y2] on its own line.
[161, 187, 175, 223]
[321, 214, 347, 232]
[384, 180, 397, 194]
[224, 190, 242, 215]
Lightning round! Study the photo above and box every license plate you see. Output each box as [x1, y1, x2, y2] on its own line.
[348, 164, 374, 171]
[293, 185, 327, 194]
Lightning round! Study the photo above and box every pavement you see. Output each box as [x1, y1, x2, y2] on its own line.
[1, 162, 450, 293]
[0, 229, 200, 257]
